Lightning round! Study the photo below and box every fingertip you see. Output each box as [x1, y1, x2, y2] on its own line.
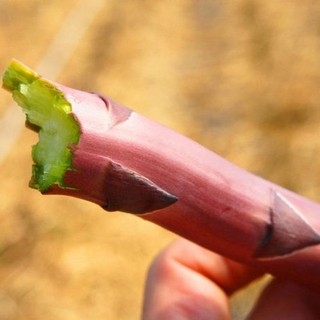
[248, 280, 320, 320]
[142, 239, 230, 320]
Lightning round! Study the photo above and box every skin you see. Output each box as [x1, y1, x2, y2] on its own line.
[142, 239, 320, 320]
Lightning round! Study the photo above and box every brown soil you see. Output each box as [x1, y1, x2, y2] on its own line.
[1, 1, 320, 319]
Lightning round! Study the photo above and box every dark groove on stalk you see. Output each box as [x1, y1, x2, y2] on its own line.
[95, 93, 132, 127]
[101, 161, 178, 214]
[254, 191, 320, 259]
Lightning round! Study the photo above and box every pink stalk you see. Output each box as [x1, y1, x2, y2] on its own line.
[3, 61, 320, 292]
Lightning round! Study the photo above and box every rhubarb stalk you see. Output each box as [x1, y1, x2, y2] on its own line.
[3, 60, 320, 291]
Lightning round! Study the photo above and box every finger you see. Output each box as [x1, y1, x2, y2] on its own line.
[142, 238, 263, 320]
[248, 279, 320, 320]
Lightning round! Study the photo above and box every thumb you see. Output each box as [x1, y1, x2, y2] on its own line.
[248, 280, 320, 320]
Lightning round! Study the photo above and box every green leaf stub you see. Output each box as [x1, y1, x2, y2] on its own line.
[2, 60, 80, 192]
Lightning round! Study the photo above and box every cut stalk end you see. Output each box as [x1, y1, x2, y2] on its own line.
[2, 60, 80, 192]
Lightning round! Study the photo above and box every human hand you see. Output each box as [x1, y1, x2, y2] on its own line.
[142, 239, 320, 320]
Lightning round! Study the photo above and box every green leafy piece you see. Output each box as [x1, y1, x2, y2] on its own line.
[2, 60, 80, 191]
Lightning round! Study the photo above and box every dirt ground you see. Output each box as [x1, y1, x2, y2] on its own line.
[1, 1, 320, 319]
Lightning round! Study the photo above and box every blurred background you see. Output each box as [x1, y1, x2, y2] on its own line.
[1, 0, 320, 319]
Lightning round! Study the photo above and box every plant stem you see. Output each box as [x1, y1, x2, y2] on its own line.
[3, 60, 320, 291]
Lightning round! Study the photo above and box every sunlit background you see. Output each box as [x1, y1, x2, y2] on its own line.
[1, 1, 320, 319]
